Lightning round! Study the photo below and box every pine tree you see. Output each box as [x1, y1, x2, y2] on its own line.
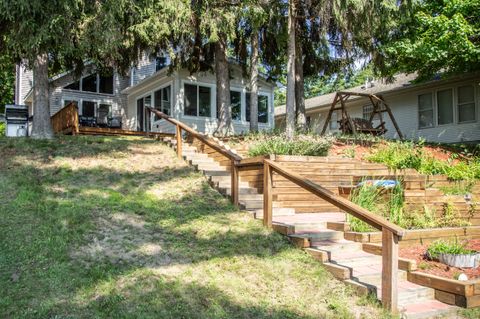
[0, 0, 90, 139]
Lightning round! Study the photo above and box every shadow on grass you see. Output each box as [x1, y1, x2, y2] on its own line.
[0, 158, 305, 318]
[0, 135, 160, 161]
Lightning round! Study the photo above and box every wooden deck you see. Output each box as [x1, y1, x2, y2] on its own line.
[59, 125, 174, 138]
[76, 126, 174, 137]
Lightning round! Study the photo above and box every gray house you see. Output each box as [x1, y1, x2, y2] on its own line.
[15, 53, 276, 135]
[275, 73, 480, 143]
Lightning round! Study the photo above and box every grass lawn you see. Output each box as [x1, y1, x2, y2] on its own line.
[0, 136, 391, 318]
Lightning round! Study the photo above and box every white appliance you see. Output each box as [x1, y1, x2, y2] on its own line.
[5, 105, 29, 137]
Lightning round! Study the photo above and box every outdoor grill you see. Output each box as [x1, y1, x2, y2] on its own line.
[5, 104, 29, 137]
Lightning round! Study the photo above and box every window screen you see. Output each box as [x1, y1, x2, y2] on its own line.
[184, 84, 197, 116]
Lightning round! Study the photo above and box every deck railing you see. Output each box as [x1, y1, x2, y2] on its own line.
[147, 108, 243, 204]
[51, 102, 79, 134]
[263, 159, 405, 313]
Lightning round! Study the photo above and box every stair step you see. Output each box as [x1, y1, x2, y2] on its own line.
[239, 200, 263, 210]
[219, 187, 259, 196]
[290, 230, 344, 241]
[253, 208, 296, 219]
[399, 300, 456, 319]
[310, 239, 363, 254]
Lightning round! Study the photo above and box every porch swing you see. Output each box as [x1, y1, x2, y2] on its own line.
[320, 91, 404, 139]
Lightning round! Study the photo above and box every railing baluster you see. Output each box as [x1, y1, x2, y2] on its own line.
[176, 124, 182, 159]
[382, 227, 399, 313]
[231, 160, 239, 206]
[263, 161, 273, 227]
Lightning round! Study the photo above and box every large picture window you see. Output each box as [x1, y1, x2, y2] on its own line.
[418, 93, 434, 128]
[458, 85, 476, 123]
[64, 73, 114, 95]
[437, 89, 453, 125]
[231, 91, 241, 121]
[82, 101, 96, 117]
[154, 85, 171, 120]
[246, 93, 269, 123]
[183, 84, 211, 117]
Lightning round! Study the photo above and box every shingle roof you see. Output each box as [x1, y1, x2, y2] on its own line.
[275, 73, 418, 116]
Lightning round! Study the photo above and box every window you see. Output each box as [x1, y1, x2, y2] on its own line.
[82, 74, 97, 92]
[437, 89, 453, 125]
[246, 93, 269, 123]
[418, 93, 434, 128]
[231, 91, 241, 120]
[136, 99, 144, 131]
[65, 81, 80, 90]
[184, 84, 211, 117]
[99, 74, 114, 94]
[329, 111, 338, 130]
[82, 101, 96, 117]
[154, 85, 171, 119]
[458, 85, 476, 123]
[363, 105, 373, 120]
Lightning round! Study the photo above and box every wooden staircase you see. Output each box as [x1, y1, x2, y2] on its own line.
[159, 134, 460, 319]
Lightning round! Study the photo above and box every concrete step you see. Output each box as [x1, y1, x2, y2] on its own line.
[399, 300, 456, 319]
[219, 187, 259, 196]
[290, 229, 344, 241]
[253, 208, 296, 219]
[238, 194, 263, 201]
[239, 200, 263, 210]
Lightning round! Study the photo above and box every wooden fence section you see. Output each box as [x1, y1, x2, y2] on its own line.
[263, 159, 405, 312]
[51, 102, 79, 134]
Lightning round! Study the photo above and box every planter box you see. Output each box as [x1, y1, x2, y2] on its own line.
[438, 253, 480, 269]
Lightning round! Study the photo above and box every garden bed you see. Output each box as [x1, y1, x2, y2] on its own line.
[400, 239, 480, 280]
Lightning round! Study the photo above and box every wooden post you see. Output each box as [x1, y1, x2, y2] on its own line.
[231, 159, 239, 206]
[263, 161, 273, 227]
[382, 227, 399, 313]
[73, 105, 79, 135]
[176, 124, 182, 159]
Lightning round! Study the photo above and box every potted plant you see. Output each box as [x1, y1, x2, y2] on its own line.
[427, 239, 480, 269]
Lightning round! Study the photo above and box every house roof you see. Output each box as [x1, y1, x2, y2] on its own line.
[274, 73, 418, 117]
[275, 72, 480, 118]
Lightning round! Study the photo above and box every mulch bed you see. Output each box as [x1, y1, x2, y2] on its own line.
[399, 239, 480, 280]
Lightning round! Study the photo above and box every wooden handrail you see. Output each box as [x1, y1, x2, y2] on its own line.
[147, 108, 242, 161]
[264, 159, 405, 237]
[263, 158, 401, 312]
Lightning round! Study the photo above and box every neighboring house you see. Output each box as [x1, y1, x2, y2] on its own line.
[275, 73, 480, 143]
[15, 53, 276, 135]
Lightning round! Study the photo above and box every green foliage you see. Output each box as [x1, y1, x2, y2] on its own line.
[427, 239, 476, 260]
[247, 133, 334, 157]
[367, 140, 480, 181]
[382, 0, 480, 79]
[0, 122, 5, 136]
[348, 184, 381, 232]
[0, 48, 14, 112]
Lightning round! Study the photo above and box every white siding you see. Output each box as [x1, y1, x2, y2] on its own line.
[126, 66, 276, 134]
[131, 52, 157, 86]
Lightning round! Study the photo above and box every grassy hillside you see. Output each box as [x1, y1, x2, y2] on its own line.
[0, 136, 389, 319]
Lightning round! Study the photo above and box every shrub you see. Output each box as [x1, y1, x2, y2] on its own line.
[427, 239, 475, 260]
[0, 122, 5, 137]
[247, 133, 334, 157]
[367, 140, 480, 181]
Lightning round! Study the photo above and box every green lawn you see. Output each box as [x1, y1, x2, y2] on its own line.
[0, 136, 389, 318]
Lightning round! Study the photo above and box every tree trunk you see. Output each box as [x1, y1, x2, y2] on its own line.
[249, 31, 259, 132]
[285, 0, 296, 140]
[295, 19, 306, 132]
[214, 34, 232, 136]
[31, 53, 54, 139]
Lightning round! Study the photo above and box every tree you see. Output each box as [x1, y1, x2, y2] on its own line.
[0, 0, 89, 139]
[381, 0, 480, 79]
[285, 0, 296, 140]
